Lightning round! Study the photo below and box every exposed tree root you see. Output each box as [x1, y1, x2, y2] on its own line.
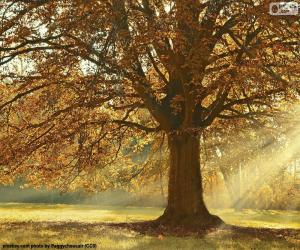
[155, 212, 224, 229]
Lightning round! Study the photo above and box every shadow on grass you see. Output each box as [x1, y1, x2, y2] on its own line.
[108, 220, 299, 249]
[1, 221, 299, 249]
[107, 220, 300, 238]
[3, 220, 300, 236]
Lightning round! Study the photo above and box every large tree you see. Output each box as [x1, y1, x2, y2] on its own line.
[0, 0, 299, 227]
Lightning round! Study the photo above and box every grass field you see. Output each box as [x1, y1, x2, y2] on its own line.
[0, 203, 299, 249]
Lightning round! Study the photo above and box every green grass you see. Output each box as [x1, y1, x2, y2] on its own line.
[0, 203, 299, 229]
[216, 209, 300, 229]
[0, 203, 299, 249]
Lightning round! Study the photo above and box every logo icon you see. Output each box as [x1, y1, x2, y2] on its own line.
[269, 2, 299, 15]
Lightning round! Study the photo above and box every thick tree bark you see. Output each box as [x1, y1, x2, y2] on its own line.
[158, 131, 224, 227]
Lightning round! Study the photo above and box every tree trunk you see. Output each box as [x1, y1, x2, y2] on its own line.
[157, 131, 223, 227]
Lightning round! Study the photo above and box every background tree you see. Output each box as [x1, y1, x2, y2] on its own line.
[0, 0, 299, 227]
[201, 109, 300, 211]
